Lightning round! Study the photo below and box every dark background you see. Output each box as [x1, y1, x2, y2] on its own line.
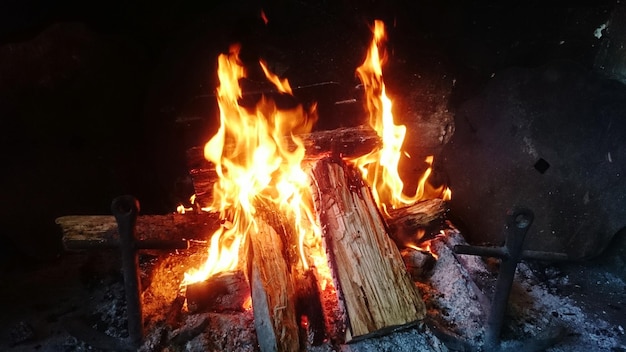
[0, 0, 618, 265]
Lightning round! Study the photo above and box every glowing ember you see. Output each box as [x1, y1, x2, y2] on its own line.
[351, 20, 451, 215]
[182, 44, 323, 286]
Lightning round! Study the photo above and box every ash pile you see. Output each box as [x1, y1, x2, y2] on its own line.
[64, 221, 626, 351]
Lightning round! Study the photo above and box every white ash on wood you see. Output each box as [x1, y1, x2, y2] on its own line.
[417, 227, 625, 351]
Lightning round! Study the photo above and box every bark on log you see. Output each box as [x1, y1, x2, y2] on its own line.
[187, 126, 381, 206]
[56, 212, 222, 251]
[386, 198, 449, 249]
[309, 157, 426, 342]
[248, 218, 301, 352]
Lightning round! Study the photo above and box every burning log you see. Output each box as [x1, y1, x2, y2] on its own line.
[186, 125, 381, 206]
[248, 217, 301, 352]
[309, 156, 426, 342]
[57, 212, 221, 251]
[386, 198, 448, 248]
[387, 198, 447, 229]
[246, 200, 326, 347]
[293, 269, 326, 346]
[185, 271, 250, 313]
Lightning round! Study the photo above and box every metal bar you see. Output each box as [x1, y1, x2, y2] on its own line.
[112, 195, 144, 348]
[454, 245, 569, 262]
[483, 208, 533, 350]
[520, 250, 569, 262]
[454, 245, 507, 259]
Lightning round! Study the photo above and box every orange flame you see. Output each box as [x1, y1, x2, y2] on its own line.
[260, 60, 292, 94]
[182, 45, 323, 286]
[242, 294, 253, 310]
[406, 241, 438, 260]
[176, 204, 192, 214]
[351, 20, 450, 215]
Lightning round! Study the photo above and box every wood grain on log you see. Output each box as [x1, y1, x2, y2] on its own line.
[57, 212, 222, 250]
[309, 157, 426, 342]
[386, 198, 447, 226]
[251, 198, 328, 348]
[249, 218, 301, 352]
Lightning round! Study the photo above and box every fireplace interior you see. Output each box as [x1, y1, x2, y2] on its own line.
[1, 1, 625, 351]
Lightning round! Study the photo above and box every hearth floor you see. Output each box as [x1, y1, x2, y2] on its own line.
[0, 231, 625, 352]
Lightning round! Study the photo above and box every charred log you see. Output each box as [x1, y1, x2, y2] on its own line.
[185, 271, 250, 314]
[294, 268, 326, 346]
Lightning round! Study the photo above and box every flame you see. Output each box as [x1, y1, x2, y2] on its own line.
[351, 20, 450, 215]
[260, 60, 292, 94]
[182, 44, 323, 286]
[406, 241, 438, 260]
[242, 294, 253, 310]
[176, 204, 192, 214]
[182, 20, 454, 287]
[402, 229, 445, 260]
[442, 187, 452, 201]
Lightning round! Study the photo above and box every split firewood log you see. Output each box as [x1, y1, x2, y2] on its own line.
[308, 156, 427, 342]
[248, 217, 301, 352]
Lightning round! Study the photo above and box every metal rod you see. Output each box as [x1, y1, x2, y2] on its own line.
[112, 195, 144, 347]
[483, 208, 534, 350]
[520, 249, 569, 262]
[454, 245, 569, 262]
[454, 245, 507, 258]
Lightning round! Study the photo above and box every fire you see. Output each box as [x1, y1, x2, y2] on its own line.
[242, 295, 253, 311]
[406, 240, 438, 260]
[351, 20, 451, 215]
[182, 44, 322, 286]
[176, 203, 193, 214]
[183, 20, 452, 286]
